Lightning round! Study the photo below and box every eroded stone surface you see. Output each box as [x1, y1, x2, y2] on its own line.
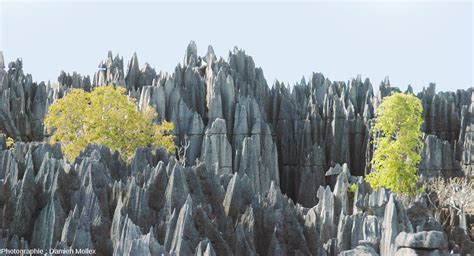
[0, 43, 471, 255]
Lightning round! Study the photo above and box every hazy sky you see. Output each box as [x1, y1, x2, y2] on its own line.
[1, 1, 472, 93]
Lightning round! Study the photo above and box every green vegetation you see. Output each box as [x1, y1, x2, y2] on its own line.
[44, 86, 175, 162]
[366, 92, 423, 195]
[348, 183, 357, 193]
[6, 137, 14, 149]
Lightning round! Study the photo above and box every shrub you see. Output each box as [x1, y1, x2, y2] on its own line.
[427, 177, 473, 231]
[366, 92, 423, 195]
[6, 137, 14, 149]
[44, 86, 175, 162]
[348, 183, 357, 193]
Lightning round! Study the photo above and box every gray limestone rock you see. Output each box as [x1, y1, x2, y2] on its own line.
[351, 213, 366, 249]
[316, 186, 335, 244]
[304, 206, 323, 255]
[10, 166, 37, 240]
[367, 188, 389, 217]
[362, 215, 381, 250]
[222, 172, 254, 221]
[340, 245, 379, 256]
[146, 161, 168, 211]
[380, 194, 413, 256]
[31, 192, 66, 250]
[195, 239, 217, 256]
[334, 167, 350, 218]
[170, 195, 198, 255]
[0, 51, 4, 69]
[337, 213, 353, 253]
[394, 247, 445, 256]
[1, 45, 470, 255]
[184, 41, 199, 67]
[297, 145, 326, 207]
[420, 135, 461, 177]
[164, 164, 190, 214]
[185, 112, 204, 166]
[201, 118, 232, 175]
[139, 85, 166, 121]
[395, 231, 448, 250]
[58, 71, 91, 91]
[125, 52, 141, 92]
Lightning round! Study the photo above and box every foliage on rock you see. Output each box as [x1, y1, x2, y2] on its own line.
[348, 183, 357, 193]
[366, 92, 423, 195]
[6, 137, 14, 149]
[44, 85, 175, 162]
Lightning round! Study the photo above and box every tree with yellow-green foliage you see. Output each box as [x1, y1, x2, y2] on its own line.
[44, 86, 175, 162]
[6, 137, 14, 149]
[366, 92, 423, 195]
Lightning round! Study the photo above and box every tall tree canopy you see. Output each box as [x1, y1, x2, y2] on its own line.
[44, 86, 175, 162]
[366, 92, 423, 195]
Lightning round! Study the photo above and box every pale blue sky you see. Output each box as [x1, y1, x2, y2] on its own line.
[1, 1, 472, 92]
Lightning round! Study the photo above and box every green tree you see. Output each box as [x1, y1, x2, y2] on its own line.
[44, 86, 175, 162]
[366, 92, 423, 195]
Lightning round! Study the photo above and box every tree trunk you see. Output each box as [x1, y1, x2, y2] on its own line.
[460, 208, 467, 232]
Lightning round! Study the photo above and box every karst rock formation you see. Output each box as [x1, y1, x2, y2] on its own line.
[0, 42, 472, 255]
